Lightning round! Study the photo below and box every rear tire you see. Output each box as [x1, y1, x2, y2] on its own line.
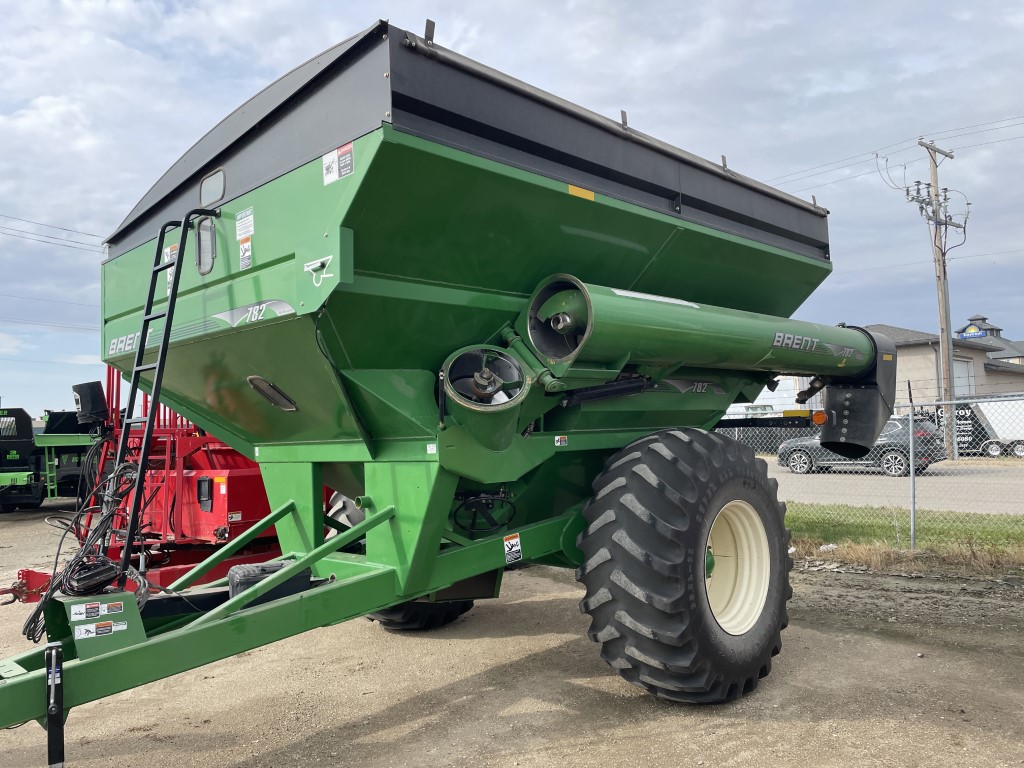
[576, 428, 791, 703]
[369, 600, 474, 631]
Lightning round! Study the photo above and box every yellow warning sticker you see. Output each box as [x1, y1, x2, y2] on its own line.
[567, 184, 595, 200]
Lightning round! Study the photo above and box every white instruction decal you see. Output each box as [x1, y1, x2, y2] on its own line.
[74, 620, 128, 640]
[235, 207, 254, 239]
[228, 512, 242, 522]
[503, 532, 523, 565]
[554, 435, 568, 447]
[322, 143, 354, 185]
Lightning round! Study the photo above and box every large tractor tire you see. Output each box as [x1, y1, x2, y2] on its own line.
[369, 600, 474, 631]
[576, 428, 791, 703]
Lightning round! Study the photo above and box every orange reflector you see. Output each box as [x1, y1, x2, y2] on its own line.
[811, 411, 828, 426]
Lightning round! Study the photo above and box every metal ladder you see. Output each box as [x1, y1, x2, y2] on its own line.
[114, 208, 219, 585]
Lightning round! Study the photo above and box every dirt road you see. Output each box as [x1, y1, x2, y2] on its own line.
[1, 507, 1023, 767]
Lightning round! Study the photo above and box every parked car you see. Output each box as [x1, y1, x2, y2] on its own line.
[777, 416, 946, 476]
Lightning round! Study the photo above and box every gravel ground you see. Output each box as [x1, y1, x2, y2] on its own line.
[1, 503, 1023, 767]
[768, 459, 1024, 515]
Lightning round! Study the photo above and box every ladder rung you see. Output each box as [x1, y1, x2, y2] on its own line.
[153, 260, 177, 273]
[143, 310, 167, 322]
[123, 417, 148, 427]
[134, 363, 158, 373]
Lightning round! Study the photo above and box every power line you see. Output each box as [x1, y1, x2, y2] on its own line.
[0, 224, 105, 250]
[789, 134, 1024, 194]
[776, 122, 1024, 188]
[0, 213, 104, 239]
[0, 356, 102, 367]
[839, 249, 1024, 275]
[0, 293, 100, 308]
[775, 145, 919, 186]
[792, 158, 927, 192]
[0, 316, 99, 331]
[767, 114, 1024, 183]
[949, 134, 1024, 152]
[0, 228, 106, 254]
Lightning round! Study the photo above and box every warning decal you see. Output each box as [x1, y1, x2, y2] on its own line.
[163, 243, 178, 296]
[239, 236, 252, 270]
[503, 532, 523, 565]
[71, 601, 124, 621]
[322, 143, 354, 185]
[74, 621, 128, 640]
[235, 207, 255, 239]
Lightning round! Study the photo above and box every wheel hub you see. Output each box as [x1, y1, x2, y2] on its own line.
[705, 500, 770, 636]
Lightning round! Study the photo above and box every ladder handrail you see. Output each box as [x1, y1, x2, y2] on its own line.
[116, 208, 219, 587]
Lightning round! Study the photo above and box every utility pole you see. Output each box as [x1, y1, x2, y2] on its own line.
[907, 139, 964, 457]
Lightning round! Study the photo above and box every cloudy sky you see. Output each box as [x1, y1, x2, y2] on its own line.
[1, 1, 1022, 417]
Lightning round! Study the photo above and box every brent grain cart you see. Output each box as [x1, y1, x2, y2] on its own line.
[0, 20, 896, 764]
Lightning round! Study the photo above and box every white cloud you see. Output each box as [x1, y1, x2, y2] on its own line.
[0, 331, 31, 356]
[59, 354, 102, 366]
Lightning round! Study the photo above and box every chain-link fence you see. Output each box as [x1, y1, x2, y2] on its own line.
[718, 391, 1024, 553]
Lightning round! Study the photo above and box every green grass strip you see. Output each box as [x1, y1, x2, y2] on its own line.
[786, 501, 1024, 547]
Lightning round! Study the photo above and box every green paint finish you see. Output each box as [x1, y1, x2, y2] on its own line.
[259, 464, 325, 558]
[51, 593, 147, 660]
[517, 275, 875, 379]
[0, 470, 32, 487]
[363, 462, 459, 593]
[32, 434, 94, 448]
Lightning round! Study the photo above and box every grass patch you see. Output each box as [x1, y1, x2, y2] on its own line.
[786, 501, 1024, 572]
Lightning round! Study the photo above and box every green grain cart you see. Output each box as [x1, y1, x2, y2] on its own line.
[0, 21, 895, 762]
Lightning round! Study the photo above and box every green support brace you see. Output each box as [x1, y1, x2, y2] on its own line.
[363, 462, 459, 595]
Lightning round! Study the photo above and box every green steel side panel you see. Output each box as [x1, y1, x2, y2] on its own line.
[101, 129, 384, 349]
[33, 434, 95, 448]
[49, 593, 147, 661]
[352, 126, 830, 317]
[0, 471, 32, 487]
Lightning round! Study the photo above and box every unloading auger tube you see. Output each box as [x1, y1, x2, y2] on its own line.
[443, 274, 896, 457]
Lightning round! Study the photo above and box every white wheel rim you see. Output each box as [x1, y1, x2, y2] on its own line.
[705, 500, 771, 636]
[789, 452, 809, 473]
[882, 453, 905, 475]
[1014, 444, 1024, 458]
[987, 444, 1002, 457]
